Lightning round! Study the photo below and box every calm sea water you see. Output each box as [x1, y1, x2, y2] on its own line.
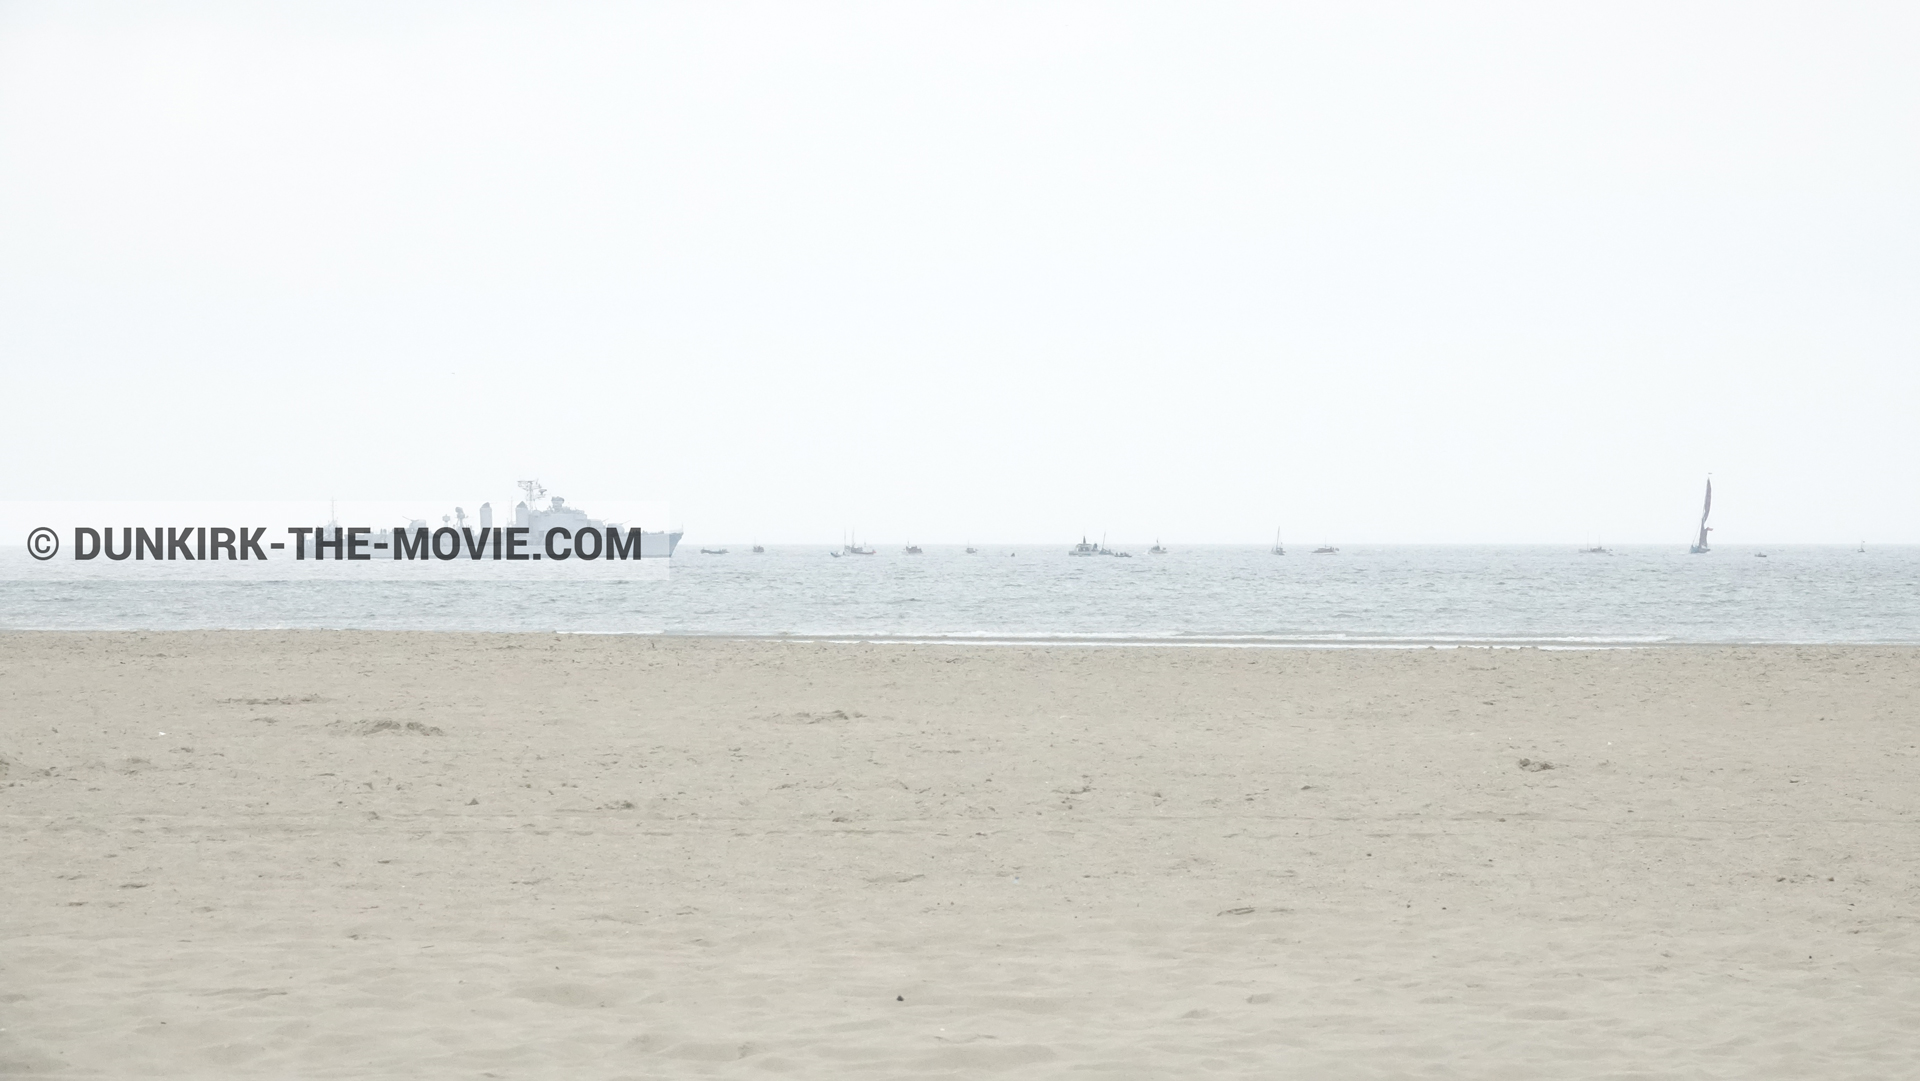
[1, 544, 1913, 645]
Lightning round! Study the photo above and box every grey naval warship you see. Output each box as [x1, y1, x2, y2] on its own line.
[405, 480, 682, 558]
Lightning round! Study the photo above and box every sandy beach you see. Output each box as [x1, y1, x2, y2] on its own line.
[2, 632, 1916, 1078]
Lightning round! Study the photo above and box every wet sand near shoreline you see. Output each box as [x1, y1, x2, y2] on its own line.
[3, 632, 1917, 1078]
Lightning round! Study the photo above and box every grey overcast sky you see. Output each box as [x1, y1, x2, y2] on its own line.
[2, 2, 1914, 545]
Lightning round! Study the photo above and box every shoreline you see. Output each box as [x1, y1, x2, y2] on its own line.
[8, 628, 1920, 648]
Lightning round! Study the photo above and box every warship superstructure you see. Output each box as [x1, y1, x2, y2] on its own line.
[509, 480, 681, 558]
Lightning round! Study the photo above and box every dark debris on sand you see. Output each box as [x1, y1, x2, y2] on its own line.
[343, 720, 445, 736]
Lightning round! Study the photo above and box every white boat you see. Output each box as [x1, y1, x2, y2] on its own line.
[1689, 478, 1712, 553]
[903, 545, 923, 555]
[1271, 528, 1285, 556]
[838, 531, 875, 556]
[1069, 536, 1100, 556]
[1312, 545, 1338, 555]
[1148, 539, 1167, 555]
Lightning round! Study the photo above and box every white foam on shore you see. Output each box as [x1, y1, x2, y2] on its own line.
[555, 630, 1679, 650]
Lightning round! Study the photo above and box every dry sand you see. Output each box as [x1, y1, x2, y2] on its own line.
[2, 632, 1917, 1078]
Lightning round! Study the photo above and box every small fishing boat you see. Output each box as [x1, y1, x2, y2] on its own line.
[700, 547, 728, 555]
[1148, 539, 1167, 555]
[839, 531, 875, 556]
[1069, 536, 1100, 556]
[1271, 528, 1285, 556]
[903, 545, 923, 555]
[751, 544, 765, 554]
[1312, 545, 1338, 555]
[1689, 478, 1712, 553]
[965, 544, 978, 554]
